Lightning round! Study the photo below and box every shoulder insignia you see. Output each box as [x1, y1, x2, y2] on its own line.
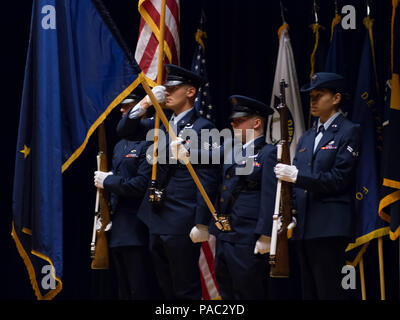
[347, 145, 359, 157]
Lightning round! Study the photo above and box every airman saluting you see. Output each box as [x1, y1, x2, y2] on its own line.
[116, 65, 220, 300]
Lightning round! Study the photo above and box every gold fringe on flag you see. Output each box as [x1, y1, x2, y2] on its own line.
[330, 13, 341, 42]
[309, 23, 324, 79]
[195, 29, 207, 52]
[364, 16, 379, 91]
[278, 23, 289, 40]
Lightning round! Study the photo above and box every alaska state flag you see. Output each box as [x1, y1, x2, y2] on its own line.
[12, 0, 142, 299]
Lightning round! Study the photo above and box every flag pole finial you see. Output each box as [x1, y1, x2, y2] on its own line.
[313, 0, 319, 23]
[367, 0, 371, 17]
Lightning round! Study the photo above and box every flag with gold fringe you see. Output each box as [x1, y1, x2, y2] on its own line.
[267, 23, 305, 163]
[378, 0, 400, 241]
[324, 13, 345, 76]
[345, 15, 389, 266]
[12, 0, 142, 299]
[191, 12, 220, 300]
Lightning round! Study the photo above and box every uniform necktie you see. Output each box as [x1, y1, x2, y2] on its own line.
[313, 125, 325, 153]
[316, 124, 325, 136]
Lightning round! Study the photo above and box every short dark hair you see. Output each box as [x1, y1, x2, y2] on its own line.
[311, 88, 344, 110]
[250, 114, 266, 130]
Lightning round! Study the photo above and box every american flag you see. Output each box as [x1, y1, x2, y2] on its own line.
[135, 0, 180, 86]
[191, 14, 215, 122]
[199, 235, 220, 300]
[191, 13, 220, 300]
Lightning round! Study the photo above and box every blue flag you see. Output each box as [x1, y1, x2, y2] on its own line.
[12, 0, 142, 299]
[323, 13, 351, 122]
[191, 13, 215, 122]
[346, 18, 389, 265]
[379, 1, 400, 241]
[324, 14, 345, 76]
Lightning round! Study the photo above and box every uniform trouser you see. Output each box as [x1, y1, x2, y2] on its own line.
[293, 237, 349, 300]
[111, 245, 163, 300]
[150, 234, 202, 300]
[215, 239, 269, 300]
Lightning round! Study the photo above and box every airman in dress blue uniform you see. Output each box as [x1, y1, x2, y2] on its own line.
[274, 72, 361, 300]
[116, 65, 220, 299]
[213, 95, 277, 300]
[94, 86, 162, 299]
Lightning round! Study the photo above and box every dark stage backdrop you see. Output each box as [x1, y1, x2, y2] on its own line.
[1, 0, 399, 300]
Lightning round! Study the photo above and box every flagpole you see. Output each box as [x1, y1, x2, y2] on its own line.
[308, 0, 321, 129]
[157, 0, 166, 85]
[151, 0, 166, 182]
[378, 237, 386, 300]
[309, 0, 320, 80]
[359, 257, 366, 300]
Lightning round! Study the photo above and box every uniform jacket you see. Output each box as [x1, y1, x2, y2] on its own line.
[214, 136, 277, 245]
[103, 139, 151, 247]
[117, 108, 220, 235]
[292, 113, 361, 240]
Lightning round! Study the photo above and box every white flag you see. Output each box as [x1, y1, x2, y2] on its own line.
[267, 25, 305, 163]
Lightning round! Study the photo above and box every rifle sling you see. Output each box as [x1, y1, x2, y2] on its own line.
[221, 142, 265, 216]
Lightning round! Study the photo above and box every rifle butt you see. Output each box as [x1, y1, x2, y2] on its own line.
[91, 230, 109, 270]
[269, 232, 289, 278]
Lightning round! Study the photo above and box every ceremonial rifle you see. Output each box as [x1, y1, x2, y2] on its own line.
[269, 79, 296, 278]
[91, 122, 111, 269]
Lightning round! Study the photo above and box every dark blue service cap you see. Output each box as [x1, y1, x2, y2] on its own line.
[300, 72, 346, 92]
[164, 64, 205, 88]
[228, 95, 273, 119]
[120, 84, 146, 104]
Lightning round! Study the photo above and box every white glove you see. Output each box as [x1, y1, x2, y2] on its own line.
[129, 102, 146, 119]
[170, 137, 189, 162]
[254, 235, 271, 255]
[145, 85, 166, 105]
[94, 171, 113, 189]
[189, 224, 210, 243]
[274, 163, 298, 183]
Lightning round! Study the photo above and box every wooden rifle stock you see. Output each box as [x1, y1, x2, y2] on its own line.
[269, 80, 293, 278]
[91, 123, 111, 270]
